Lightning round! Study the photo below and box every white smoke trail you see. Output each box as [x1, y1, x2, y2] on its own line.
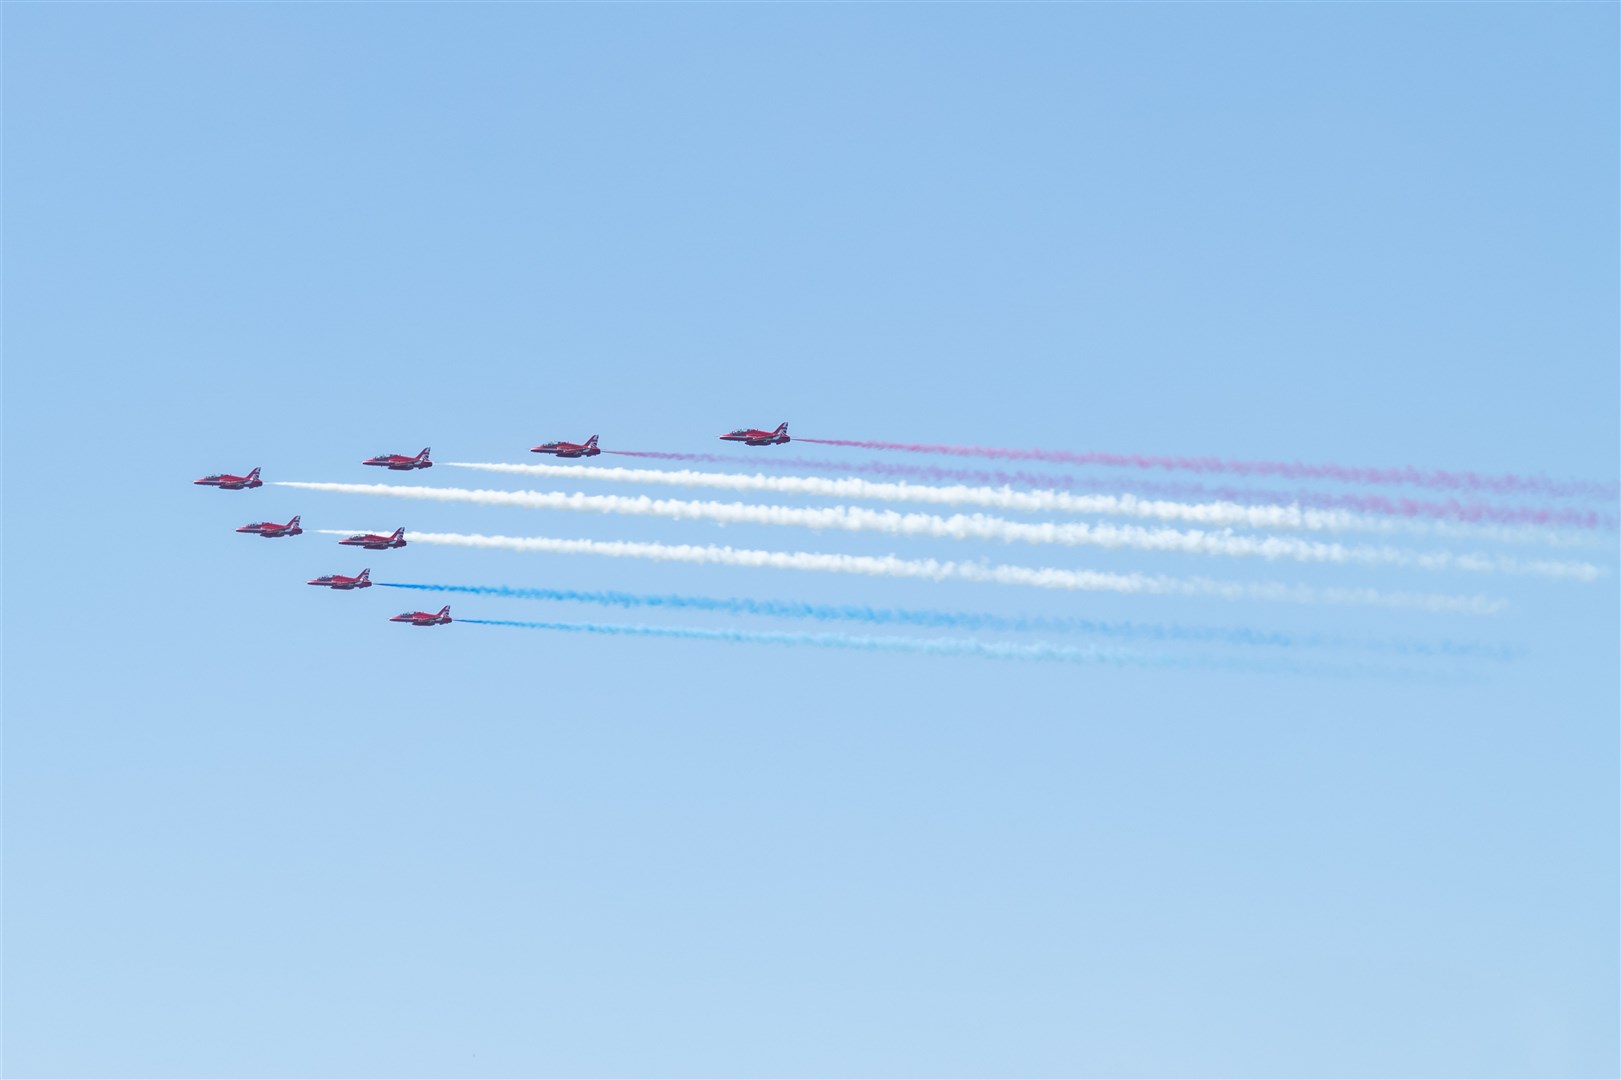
[442, 461, 1432, 535]
[314, 529, 1506, 614]
[447, 461, 1605, 549]
[280, 481, 1602, 580]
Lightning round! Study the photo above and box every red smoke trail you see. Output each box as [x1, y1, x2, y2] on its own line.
[794, 438, 1617, 501]
[603, 450, 1613, 529]
[606, 450, 731, 464]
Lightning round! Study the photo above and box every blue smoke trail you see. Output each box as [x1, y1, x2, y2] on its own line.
[456, 618, 1480, 683]
[378, 582, 1518, 661]
[459, 618, 1146, 665]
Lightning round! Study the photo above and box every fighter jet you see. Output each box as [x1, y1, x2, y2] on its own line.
[363, 448, 433, 470]
[531, 435, 600, 458]
[338, 527, 407, 550]
[306, 568, 372, 590]
[195, 467, 263, 489]
[719, 423, 789, 446]
[236, 515, 302, 538]
[389, 605, 452, 626]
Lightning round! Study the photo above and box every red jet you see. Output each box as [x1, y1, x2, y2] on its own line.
[720, 422, 789, 446]
[531, 435, 600, 458]
[338, 527, 407, 550]
[363, 447, 433, 470]
[237, 515, 302, 538]
[307, 568, 372, 590]
[390, 605, 451, 626]
[195, 467, 263, 489]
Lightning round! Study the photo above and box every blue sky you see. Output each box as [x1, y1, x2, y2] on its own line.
[4, 4, 1617, 1077]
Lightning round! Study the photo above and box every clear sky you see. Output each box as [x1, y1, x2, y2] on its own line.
[4, 4, 1617, 1077]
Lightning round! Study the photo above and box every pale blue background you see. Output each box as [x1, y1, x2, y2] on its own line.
[4, 4, 1617, 1077]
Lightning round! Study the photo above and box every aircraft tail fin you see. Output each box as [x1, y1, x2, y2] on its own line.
[419, 448, 431, 460]
[392, 527, 406, 541]
[775, 422, 789, 435]
[586, 435, 598, 447]
[439, 606, 451, 617]
[289, 515, 301, 528]
[359, 569, 370, 581]
[247, 467, 261, 481]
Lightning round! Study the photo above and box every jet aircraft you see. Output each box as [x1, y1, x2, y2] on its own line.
[390, 605, 452, 626]
[195, 467, 263, 489]
[363, 448, 433, 470]
[237, 515, 302, 538]
[531, 435, 600, 458]
[720, 422, 790, 446]
[307, 568, 372, 590]
[338, 527, 407, 550]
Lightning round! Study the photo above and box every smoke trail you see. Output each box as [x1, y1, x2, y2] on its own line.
[445, 460, 1610, 542]
[448, 461, 1404, 534]
[776, 461, 1619, 535]
[607, 451, 1616, 533]
[460, 618, 1143, 665]
[792, 439, 1618, 501]
[379, 581, 1519, 660]
[606, 450, 732, 463]
[278, 481, 1603, 579]
[456, 617, 1477, 681]
[316, 529, 1505, 614]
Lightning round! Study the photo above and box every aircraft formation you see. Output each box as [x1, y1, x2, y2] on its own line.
[194, 423, 791, 627]
[189, 421, 1615, 670]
